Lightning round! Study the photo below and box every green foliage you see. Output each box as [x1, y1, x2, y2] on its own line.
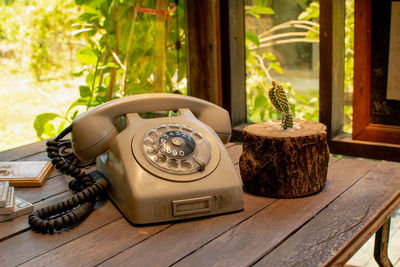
[245, 1, 320, 124]
[246, 0, 353, 134]
[298, 1, 319, 20]
[343, 0, 354, 133]
[0, 0, 81, 80]
[31, 0, 187, 139]
[246, 6, 275, 18]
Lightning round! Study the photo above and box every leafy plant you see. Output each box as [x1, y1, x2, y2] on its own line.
[33, 0, 186, 139]
[0, 0, 80, 79]
[245, 1, 319, 124]
[245, 0, 353, 134]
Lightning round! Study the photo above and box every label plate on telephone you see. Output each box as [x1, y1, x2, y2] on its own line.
[172, 196, 213, 216]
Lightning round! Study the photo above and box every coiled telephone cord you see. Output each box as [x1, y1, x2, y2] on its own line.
[28, 125, 109, 234]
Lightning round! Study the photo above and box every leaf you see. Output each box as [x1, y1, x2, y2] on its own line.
[79, 85, 91, 97]
[97, 62, 119, 69]
[76, 47, 98, 65]
[177, 59, 186, 82]
[66, 97, 90, 115]
[245, 46, 250, 60]
[71, 28, 93, 36]
[72, 66, 89, 77]
[269, 61, 283, 74]
[263, 51, 276, 61]
[78, 12, 99, 22]
[298, 1, 319, 20]
[70, 110, 79, 121]
[254, 95, 267, 110]
[246, 6, 275, 15]
[86, 72, 94, 87]
[246, 31, 260, 47]
[33, 113, 63, 139]
[57, 121, 68, 134]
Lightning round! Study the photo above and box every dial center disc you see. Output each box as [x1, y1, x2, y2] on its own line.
[159, 131, 195, 157]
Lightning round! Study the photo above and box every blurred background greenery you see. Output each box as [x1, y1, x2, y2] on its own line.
[0, 0, 354, 151]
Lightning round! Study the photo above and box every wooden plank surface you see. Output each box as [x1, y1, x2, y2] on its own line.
[171, 159, 378, 266]
[0, 141, 46, 162]
[0, 141, 399, 267]
[99, 194, 275, 266]
[255, 160, 400, 266]
[0, 200, 122, 266]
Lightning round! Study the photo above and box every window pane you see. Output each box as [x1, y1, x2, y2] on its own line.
[0, 0, 186, 150]
[245, 0, 319, 123]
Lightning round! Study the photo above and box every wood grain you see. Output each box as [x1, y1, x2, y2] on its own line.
[0, 191, 73, 241]
[17, 144, 269, 267]
[330, 134, 400, 162]
[220, 0, 246, 126]
[99, 194, 275, 266]
[172, 158, 378, 266]
[19, 218, 170, 267]
[0, 161, 53, 186]
[255, 160, 400, 266]
[353, 0, 371, 138]
[1, 139, 399, 266]
[240, 120, 329, 197]
[186, 0, 222, 106]
[0, 141, 46, 162]
[0, 200, 121, 266]
[15, 173, 72, 204]
[319, 0, 345, 139]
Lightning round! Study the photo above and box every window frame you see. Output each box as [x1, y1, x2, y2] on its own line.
[187, 0, 400, 162]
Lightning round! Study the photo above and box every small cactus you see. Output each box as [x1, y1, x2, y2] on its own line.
[268, 80, 293, 130]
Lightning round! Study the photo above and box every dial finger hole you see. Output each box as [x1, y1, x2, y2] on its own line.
[181, 160, 192, 170]
[182, 126, 192, 133]
[144, 138, 155, 146]
[148, 131, 158, 139]
[167, 159, 179, 169]
[169, 125, 180, 130]
[146, 147, 158, 156]
[155, 154, 167, 164]
[157, 125, 168, 134]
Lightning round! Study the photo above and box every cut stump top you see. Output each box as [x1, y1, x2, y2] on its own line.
[243, 120, 327, 138]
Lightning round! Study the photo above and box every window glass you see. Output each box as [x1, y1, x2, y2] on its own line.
[245, 0, 319, 123]
[0, 0, 186, 150]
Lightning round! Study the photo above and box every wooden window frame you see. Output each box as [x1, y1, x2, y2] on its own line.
[352, 0, 400, 145]
[319, 0, 400, 162]
[185, 0, 246, 128]
[186, 0, 400, 162]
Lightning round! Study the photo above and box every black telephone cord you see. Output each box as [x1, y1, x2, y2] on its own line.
[28, 125, 109, 234]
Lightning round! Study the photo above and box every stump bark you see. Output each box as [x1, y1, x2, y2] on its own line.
[239, 120, 329, 198]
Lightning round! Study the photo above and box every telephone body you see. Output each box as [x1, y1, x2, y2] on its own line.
[70, 93, 244, 224]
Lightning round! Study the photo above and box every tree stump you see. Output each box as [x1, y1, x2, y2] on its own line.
[239, 120, 329, 198]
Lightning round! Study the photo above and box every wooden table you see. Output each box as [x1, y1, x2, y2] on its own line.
[0, 142, 399, 266]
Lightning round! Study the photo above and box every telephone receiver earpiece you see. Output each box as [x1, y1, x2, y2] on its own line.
[71, 93, 232, 161]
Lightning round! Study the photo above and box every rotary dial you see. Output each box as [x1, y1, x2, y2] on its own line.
[142, 124, 211, 175]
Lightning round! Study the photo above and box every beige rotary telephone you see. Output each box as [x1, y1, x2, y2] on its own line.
[29, 93, 243, 232]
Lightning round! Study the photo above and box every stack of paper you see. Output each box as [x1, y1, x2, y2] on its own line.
[0, 181, 34, 222]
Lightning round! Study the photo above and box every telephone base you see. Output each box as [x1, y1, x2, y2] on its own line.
[98, 150, 244, 224]
[96, 111, 244, 225]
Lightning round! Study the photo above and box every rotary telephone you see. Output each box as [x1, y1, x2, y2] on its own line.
[29, 93, 244, 233]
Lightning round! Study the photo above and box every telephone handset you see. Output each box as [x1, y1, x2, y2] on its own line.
[29, 93, 244, 231]
[71, 93, 232, 161]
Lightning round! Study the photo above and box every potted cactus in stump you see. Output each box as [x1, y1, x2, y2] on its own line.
[239, 80, 330, 198]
